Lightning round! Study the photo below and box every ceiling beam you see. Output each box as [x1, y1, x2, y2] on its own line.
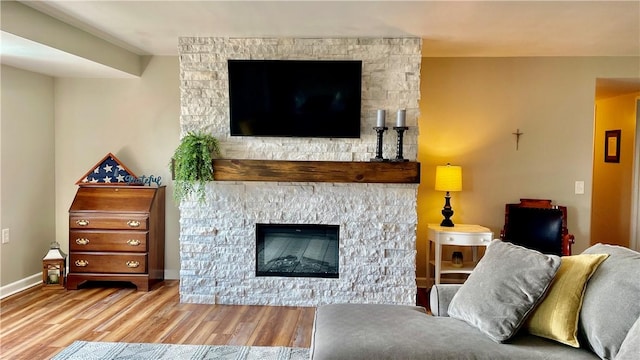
[1, 1, 144, 77]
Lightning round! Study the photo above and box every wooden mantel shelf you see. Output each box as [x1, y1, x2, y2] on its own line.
[212, 159, 420, 184]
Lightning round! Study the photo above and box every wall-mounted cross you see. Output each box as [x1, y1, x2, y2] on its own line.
[512, 129, 524, 150]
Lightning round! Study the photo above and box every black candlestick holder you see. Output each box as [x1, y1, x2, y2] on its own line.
[370, 127, 389, 162]
[391, 126, 409, 162]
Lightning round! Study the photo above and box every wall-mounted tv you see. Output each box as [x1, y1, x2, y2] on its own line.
[228, 59, 362, 138]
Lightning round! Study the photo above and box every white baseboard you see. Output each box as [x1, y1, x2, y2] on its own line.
[0, 273, 41, 299]
[1, 270, 179, 299]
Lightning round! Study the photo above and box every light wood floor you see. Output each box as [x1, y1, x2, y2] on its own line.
[0, 280, 315, 359]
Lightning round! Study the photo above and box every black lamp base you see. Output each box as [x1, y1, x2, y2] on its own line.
[440, 191, 455, 227]
[440, 218, 454, 227]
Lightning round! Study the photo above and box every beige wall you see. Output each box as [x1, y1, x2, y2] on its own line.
[54, 56, 181, 279]
[3, 55, 639, 291]
[417, 57, 640, 286]
[592, 92, 639, 247]
[1, 65, 55, 288]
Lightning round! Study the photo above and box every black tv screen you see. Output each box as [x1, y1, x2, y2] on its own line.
[228, 59, 362, 138]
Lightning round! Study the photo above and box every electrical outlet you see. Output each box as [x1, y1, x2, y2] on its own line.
[575, 181, 585, 195]
[2, 228, 9, 244]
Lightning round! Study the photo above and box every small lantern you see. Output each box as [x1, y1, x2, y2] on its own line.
[42, 241, 66, 289]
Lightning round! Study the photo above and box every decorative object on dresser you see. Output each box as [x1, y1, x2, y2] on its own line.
[75, 152, 138, 185]
[42, 241, 66, 289]
[434, 163, 462, 227]
[67, 185, 165, 291]
[171, 132, 221, 203]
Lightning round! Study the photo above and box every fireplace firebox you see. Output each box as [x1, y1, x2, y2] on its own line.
[256, 223, 339, 278]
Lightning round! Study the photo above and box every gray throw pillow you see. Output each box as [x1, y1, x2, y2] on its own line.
[448, 240, 561, 343]
[580, 244, 640, 360]
[615, 315, 640, 360]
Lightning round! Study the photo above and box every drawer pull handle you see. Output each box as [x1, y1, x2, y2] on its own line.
[127, 239, 141, 246]
[75, 260, 89, 267]
[126, 261, 140, 268]
[75, 238, 90, 245]
[127, 220, 141, 228]
[76, 219, 90, 226]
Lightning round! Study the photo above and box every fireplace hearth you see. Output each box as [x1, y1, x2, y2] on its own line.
[256, 223, 339, 278]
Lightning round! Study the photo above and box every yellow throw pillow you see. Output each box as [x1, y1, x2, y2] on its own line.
[526, 253, 609, 347]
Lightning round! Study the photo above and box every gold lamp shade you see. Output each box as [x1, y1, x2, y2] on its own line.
[435, 163, 462, 227]
[435, 164, 462, 192]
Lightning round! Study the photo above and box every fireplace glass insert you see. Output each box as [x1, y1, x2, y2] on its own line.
[256, 223, 339, 278]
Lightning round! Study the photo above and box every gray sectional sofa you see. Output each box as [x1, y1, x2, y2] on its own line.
[310, 243, 640, 360]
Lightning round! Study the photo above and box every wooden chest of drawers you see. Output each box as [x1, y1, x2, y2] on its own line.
[67, 185, 165, 291]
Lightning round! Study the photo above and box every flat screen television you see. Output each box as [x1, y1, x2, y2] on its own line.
[228, 59, 362, 138]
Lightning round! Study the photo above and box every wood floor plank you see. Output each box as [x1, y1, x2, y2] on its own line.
[0, 280, 314, 359]
[183, 319, 222, 344]
[158, 305, 217, 344]
[248, 306, 301, 346]
[292, 307, 316, 348]
[226, 320, 261, 346]
[219, 305, 251, 334]
[156, 310, 203, 344]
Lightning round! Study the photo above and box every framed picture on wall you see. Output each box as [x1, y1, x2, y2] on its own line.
[604, 130, 621, 163]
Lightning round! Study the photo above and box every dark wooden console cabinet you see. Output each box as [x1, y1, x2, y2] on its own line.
[67, 185, 165, 291]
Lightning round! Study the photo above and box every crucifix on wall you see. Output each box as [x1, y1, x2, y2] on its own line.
[512, 129, 524, 150]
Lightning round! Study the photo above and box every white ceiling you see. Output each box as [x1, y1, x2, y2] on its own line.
[18, 0, 640, 57]
[1, 0, 639, 95]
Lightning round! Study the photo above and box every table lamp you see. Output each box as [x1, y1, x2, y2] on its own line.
[435, 163, 462, 227]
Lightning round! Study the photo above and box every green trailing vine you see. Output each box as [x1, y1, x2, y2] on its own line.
[171, 132, 221, 204]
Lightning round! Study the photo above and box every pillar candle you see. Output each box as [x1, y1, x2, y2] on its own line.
[397, 109, 406, 127]
[376, 109, 386, 127]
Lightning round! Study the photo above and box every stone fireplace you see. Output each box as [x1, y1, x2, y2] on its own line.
[178, 37, 421, 306]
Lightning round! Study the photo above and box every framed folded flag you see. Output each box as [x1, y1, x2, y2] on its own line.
[75, 153, 138, 185]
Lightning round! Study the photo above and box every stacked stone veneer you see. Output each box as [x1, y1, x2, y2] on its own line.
[178, 37, 422, 306]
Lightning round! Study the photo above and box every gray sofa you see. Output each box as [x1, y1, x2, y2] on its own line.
[310, 243, 640, 360]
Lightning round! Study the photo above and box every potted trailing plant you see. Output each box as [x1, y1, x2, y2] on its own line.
[171, 132, 221, 203]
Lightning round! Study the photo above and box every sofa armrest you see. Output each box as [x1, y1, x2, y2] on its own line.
[429, 284, 463, 317]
